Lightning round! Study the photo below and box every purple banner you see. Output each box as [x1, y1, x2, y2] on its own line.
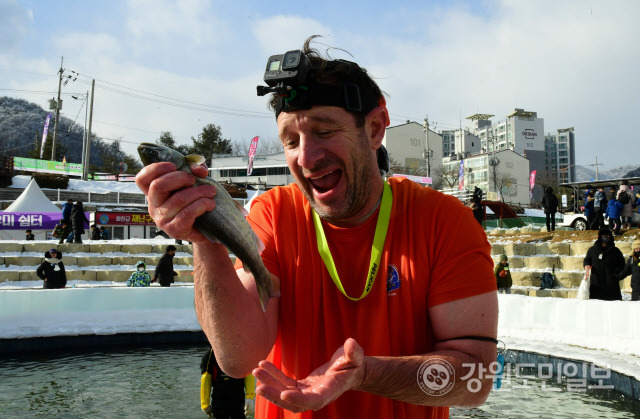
[40, 113, 52, 159]
[0, 212, 89, 230]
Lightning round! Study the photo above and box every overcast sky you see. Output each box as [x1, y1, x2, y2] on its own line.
[1, 0, 638, 171]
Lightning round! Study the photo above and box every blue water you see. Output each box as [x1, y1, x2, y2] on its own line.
[0, 344, 638, 418]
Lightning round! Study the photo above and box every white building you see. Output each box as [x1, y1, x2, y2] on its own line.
[383, 121, 443, 186]
[440, 150, 531, 205]
[209, 154, 293, 189]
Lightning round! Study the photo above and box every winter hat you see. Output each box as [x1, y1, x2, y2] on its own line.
[499, 254, 508, 262]
[598, 228, 612, 238]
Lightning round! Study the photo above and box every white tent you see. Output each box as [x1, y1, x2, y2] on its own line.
[243, 189, 265, 212]
[4, 178, 61, 213]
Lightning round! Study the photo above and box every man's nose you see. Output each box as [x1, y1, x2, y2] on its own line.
[297, 135, 325, 169]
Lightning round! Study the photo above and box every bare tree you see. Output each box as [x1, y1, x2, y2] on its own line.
[437, 165, 460, 189]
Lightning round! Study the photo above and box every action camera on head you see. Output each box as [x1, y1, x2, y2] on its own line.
[256, 50, 312, 96]
[256, 48, 379, 120]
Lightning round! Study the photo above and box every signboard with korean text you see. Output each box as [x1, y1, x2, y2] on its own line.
[96, 212, 156, 226]
[0, 212, 87, 230]
[13, 157, 83, 176]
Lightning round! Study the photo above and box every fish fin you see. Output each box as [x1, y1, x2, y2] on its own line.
[185, 154, 206, 165]
[233, 199, 249, 217]
[256, 273, 281, 312]
[199, 228, 222, 245]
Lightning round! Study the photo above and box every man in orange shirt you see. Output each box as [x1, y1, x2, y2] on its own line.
[136, 36, 498, 418]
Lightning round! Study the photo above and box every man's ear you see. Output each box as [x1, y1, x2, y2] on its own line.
[366, 106, 387, 149]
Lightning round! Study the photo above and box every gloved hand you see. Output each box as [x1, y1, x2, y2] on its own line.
[244, 398, 255, 416]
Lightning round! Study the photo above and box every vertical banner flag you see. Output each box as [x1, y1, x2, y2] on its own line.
[40, 113, 52, 158]
[247, 136, 259, 176]
[458, 160, 465, 190]
[529, 170, 537, 198]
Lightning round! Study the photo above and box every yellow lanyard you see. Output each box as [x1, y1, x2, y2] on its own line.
[312, 182, 392, 301]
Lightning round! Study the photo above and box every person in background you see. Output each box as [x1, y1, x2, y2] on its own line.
[617, 246, 640, 301]
[541, 186, 559, 232]
[583, 190, 595, 230]
[100, 226, 111, 240]
[36, 248, 67, 289]
[605, 191, 623, 236]
[90, 224, 101, 240]
[471, 186, 484, 226]
[61, 198, 75, 243]
[70, 201, 89, 243]
[617, 180, 634, 230]
[25, 229, 35, 241]
[53, 219, 70, 245]
[137, 36, 498, 417]
[495, 254, 512, 294]
[126, 261, 151, 287]
[152, 245, 178, 287]
[200, 348, 256, 419]
[583, 228, 626, 301]
[591, 186, 608, 230]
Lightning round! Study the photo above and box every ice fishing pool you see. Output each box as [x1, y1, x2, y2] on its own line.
[1, 288, 639, 417]
[0, 343, 638, 418]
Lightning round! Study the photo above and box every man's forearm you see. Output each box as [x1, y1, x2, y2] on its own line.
[193, 241, 277, 378]
[357, 348, 495, 407]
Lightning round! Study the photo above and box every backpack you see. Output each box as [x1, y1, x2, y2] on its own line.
[540, 266, 556, 290]
[619, 191, 630, 205]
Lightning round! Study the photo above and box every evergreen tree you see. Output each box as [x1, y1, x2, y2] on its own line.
[190, 124, 231, 163]
[157, 131, 190, 155]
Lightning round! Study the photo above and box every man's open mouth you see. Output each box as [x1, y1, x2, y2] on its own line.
[309, 170, 342, 193]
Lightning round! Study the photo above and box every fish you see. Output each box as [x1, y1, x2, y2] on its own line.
[137, 142, 277, 311]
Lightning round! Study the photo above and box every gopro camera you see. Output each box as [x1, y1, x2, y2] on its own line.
[257, 50, 312, 96]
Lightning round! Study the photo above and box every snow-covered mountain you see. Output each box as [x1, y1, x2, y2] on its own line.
[573, 164, 640, 182]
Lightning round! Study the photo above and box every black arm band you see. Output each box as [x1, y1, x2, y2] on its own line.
[441, 335, 499, 344]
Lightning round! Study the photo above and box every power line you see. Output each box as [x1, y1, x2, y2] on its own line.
[73, 75, 272, 119]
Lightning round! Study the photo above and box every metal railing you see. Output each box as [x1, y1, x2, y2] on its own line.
[0, 188, 146, 206]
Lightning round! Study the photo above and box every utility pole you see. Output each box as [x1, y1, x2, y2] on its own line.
[422, 117, 431, 178]
[50, 57, 64, 160]
[83, 80, 95, 181]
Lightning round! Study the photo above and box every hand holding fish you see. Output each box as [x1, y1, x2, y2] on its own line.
[253, 338, 365, 413]
[136, 143, 279, 311]
[136, 161, 216, 244]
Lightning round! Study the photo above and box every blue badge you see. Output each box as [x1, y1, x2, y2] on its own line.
[387, 265, 400, 293]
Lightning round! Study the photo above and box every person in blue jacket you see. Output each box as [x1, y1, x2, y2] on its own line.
[126, 261, 151, 287]
[605, 194, 623, 235]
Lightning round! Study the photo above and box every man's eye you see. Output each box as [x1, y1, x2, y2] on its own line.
[317, 130, 335, 137]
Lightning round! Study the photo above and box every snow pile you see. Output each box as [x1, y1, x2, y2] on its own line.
[498, 294, 640, 380]
[0, 287, 200, 339]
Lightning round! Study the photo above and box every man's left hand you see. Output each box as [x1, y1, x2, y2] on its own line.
[253, 338, 364, 413]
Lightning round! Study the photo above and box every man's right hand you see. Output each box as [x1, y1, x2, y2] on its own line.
[135, 162, 216, 244]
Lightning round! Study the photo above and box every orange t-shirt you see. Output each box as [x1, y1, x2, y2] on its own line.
[237, 177, 497, 419]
